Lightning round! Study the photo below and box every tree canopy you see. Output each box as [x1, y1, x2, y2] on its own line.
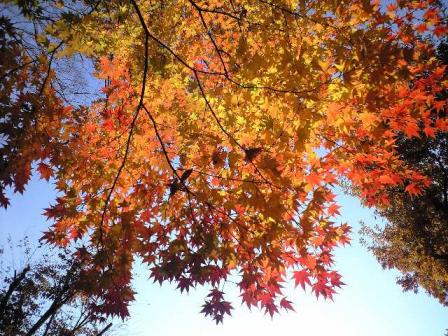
[361, 38, 448, 307]
[0, 0, 447, 323]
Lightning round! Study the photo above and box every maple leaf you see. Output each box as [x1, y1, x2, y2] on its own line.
[0, 191, 10, 209]
[433, 100, 445, 113]
[404, 121, 420, 137]
[293, 270, 312, 290]
[279, 297, 295, 311]
[423, 126, 436, 138]
[264, 302, 279, 318]
[37, 162, 53, 181]
[327, 271, 345, 288]
[13, 165, 31, 194]
[177, 277, 193, 293]
[240, 290, 257, 309]
[386, 3, 397, 12]
[359, 112, 378, 129]
[306, 172, 321, 187]
[423, 8, 439, 21]
[405, 183, 423, 196]
[415, 23, 428, 33]
[201, 288, 233, 323]
[304, 255, 317, 270]
[319, 251, 334, 265]
[311, 235, 325, 247]
[434, 26, 447, 37]
[379, 175, 396, 185]
[312, 280, 336, 300]
[327, 203, 341, 217]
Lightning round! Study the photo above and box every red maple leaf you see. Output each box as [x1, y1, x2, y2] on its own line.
[415, 23, 428, 33]
[177, 277, 193, 293]
[293, 270, 311, 290]
[0, 191, 10, 209]
[264, 302, 279, 318]
[327, 271, 345, 288]
[434, 26, 447, 37]
[312, 280, 336, 300]
[279, 297, 295, 311]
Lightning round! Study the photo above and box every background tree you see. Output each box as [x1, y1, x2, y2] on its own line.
[0, 238, 113, 336]
[361, 38, 448, 307]
[1, 0, 447, 323]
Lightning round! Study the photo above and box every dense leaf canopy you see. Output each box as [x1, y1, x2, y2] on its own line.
[362, 39, 448, 307]
[1, 0, 447, 322]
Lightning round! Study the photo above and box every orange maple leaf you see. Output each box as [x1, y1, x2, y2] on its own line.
[386, 3, 397, 12]
[404, 121, 420, 137]
[405, 183, 423, 196]
[306, 172, 321, 187]
[434, 26, 447, 37]
[379, 175, 396, 185]
[37, 162, 53, 181]
[327, 203, 341, 217]
[415, 23, 428, 33]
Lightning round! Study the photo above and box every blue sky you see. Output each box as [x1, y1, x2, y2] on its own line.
[1, 176, 446, 336]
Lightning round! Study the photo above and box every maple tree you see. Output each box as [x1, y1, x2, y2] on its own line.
[361, 37, 448, 307]
[1, 0, 447, 323]
[361, 134, 448, 306]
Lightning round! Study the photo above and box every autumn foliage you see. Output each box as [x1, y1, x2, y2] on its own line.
[1, 0, 447, 323]
[362, 38, 448, 306]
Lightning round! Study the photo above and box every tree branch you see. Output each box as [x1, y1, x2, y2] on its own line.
[0, 265, 31, 317]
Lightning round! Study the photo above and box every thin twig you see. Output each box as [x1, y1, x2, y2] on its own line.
[98, 30, 150, 244]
